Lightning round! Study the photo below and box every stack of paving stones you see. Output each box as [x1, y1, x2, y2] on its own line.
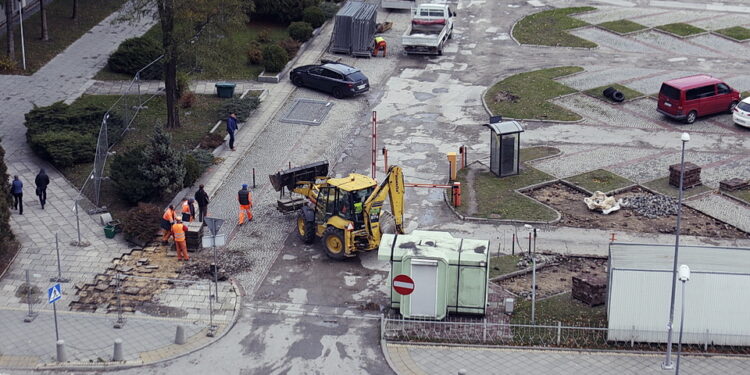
[186, 222, 204, 251]
[669, 162, 702, 189]
[620, 195, 679, 218]
[572, 275, 607, 307]
[720, 178, 749, 192]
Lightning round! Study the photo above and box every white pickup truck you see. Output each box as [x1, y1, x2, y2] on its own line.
[402, 3, 455, 55]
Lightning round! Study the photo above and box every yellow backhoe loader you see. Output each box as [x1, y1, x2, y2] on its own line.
[269, 161, 404, 259]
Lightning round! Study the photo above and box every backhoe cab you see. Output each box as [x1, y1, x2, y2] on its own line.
[269, 161, 405, 259]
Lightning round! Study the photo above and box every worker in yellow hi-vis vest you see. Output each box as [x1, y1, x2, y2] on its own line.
[372, 36, 387, 57]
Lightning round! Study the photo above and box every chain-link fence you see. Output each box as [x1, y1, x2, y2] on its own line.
[381, 315, 750, 355]
[78, 56, 163, 211]
[1, 269, 237, 365]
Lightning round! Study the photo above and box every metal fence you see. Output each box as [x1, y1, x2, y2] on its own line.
[2, 269, 237, 364]
[78, 56, 163, 211]
[381, 315, 750, 355]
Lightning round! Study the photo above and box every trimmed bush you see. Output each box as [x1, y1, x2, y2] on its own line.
[123, 203, 162, 245]
[251, 0, 322, 23]
[107, 37, 163, 80]
[303, 6, 326, 28]
[141, 126, 186, 197]
[0, 142, 18, 275]
[0, 55, 18, 73]
[183, 152, 202, 188]
[218, 97, 261, 122]
[319, 2, 339, 19]
[257, 29, 272, 43]
[247, 46, 264, 65]
[288, 21, 314, 42]
[262, 44, 289, 73]
[110, 148, 157, 204]
[24, 102, 124, 167]
[277, 38, 301, 59]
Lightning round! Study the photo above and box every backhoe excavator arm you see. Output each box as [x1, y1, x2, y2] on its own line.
[363, 165, 405, 234]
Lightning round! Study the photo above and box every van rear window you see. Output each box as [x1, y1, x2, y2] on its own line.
[660, 84, 680, 100]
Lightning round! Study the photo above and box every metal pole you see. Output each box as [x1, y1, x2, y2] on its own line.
[664, 136, 688, 369]
[55, 234, 62, 280]
[207, 280, 216, 337]
[23, 269, 37, 322]
[252, 168, 256, 189]
[18, 0, 26, 70]
[675, 280, 686, 375]
[114, 273, 125, 328]
[53, 301, 59, 341]
[75, 199, 82, 245]
[531, 228, 537, 325]
[212, 241, 219, 303]
[372, 111, 377, 179]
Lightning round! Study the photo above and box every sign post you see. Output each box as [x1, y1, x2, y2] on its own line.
[202, 217, 224, 338]
[48, 283, 62, 341]
[392, 274, 415, 296]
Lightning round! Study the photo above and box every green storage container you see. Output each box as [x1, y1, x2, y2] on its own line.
[215, 82, 236, 98]
[104, 225, 116, 239]
[378, 231, 490, 319]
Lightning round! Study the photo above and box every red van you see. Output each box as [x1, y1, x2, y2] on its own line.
[657, 75, 740, 124]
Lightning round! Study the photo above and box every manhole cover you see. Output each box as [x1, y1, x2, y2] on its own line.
[280, 98, 334, 126]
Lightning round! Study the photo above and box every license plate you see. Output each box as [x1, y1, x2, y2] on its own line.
[357, 84, 366, 90]
[664, 102, 672, 107]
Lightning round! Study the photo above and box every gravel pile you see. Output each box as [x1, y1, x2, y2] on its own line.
[181, 248, 253, 280]
[620, 194, 679, 218]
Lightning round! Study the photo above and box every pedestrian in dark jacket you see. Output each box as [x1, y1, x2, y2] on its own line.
[11, 175, 23, 215]
[194, 184, 210, 222]
[227, 112, 238, 151]
[35, 168, 50, 209]
[188, 198, 196, 222]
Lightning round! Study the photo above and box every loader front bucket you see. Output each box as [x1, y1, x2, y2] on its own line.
[269, 161, 329, 192]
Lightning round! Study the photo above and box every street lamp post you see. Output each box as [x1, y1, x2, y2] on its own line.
[675, 265, 691, 375]
[663, 132, 690, 370]
[17, 0, 27, 70]
[525, 224, 537, 324]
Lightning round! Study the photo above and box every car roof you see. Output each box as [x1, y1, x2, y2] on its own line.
[322, 63, 360, 75]
[663, 75, 723, 89]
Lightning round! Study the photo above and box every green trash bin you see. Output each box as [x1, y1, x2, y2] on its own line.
[104, 225, 116, 239]
[215, 82, 236, 98]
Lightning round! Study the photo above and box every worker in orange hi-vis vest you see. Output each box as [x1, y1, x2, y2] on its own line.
[372, 36, 387, 57]
[238, 184, 253, 225]
[160, 205, 176, 244]
[180, 197, 193, 222]
[172, 218, 189, 261]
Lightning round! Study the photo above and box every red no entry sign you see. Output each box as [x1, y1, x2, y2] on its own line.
[393, 274, 415, 295]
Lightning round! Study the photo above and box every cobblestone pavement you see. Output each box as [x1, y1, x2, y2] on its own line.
[85, 80, 269, 96]
[385, 344, 750, 375]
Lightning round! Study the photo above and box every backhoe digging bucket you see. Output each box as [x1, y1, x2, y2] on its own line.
[269, 161, 329, 192]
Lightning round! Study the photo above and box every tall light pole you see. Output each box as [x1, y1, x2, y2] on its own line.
[663, 132, 690, 370]
[675, 265, 691, 375]
[17, 0, 27, 70]
[524, 224, 537, 324]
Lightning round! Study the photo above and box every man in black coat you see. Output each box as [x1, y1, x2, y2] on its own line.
[34, 168, 50, 209]
[194, 184, 210, 222]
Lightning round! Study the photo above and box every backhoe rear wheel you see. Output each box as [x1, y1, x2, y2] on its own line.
[297, 213, 315, 244]
[322, 226, 347, 260]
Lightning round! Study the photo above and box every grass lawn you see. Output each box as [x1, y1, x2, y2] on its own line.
[511, 292, 608, 327]
[1, 0, 126, 74]
[489, 255, 522, 279]
[63, 94, 225, 220]
[597, 19, 647, 34]
[656, 23, 706, 37]
[95, 20, 290, 81]
[520, 146, 561, 162]
[643, 176, 713, 199]
[743, 91, 750, 99]
[457, 147, 560, 221]
[727, 189, 750, 204]
[484, 66, 583, 121]
[714, 26, 750, 41]
[583, 84, 643, 102]
[512, 7, 597, 48]
[565, 169, 633, 193]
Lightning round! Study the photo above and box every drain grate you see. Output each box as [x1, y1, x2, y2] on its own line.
[280, 98, 334, 126]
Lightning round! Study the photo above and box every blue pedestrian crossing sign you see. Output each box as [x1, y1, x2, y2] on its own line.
[48, 283, 62, 304]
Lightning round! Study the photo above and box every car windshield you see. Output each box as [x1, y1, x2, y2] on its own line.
[738, 101, 750, 112]
[346, 72, 367, 82]
[660, 84, 680, 100]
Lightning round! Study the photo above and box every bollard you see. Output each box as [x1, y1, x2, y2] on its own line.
[252, 168, 256, 189]
[458, 370, 467, 375]
[56, 340, 67, 362]
[175, 325, 186, 345]
[113, 338, 124, 361]
[452, 182, 461, 207]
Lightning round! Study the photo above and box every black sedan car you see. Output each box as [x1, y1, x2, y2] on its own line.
[290, 61, 369, 99]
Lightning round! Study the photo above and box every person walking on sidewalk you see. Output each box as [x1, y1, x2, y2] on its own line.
[227, 111, 238, 151]
[11, 175, 23, 215]
[179, 197, 192, 222]
[171, 218, 189, 261]
[34, 168, 50, 209]
[161, 204, 176, 244]
[238, 184, 253, 225]
[194, 184, 209, 222]
[188, 198, 196, 222]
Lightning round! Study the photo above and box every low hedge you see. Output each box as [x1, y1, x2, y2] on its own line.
[107, 37, 163, 80]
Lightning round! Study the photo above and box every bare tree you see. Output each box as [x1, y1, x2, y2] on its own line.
[40, 0, 48, 41]
[4, 0, 14, 60]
